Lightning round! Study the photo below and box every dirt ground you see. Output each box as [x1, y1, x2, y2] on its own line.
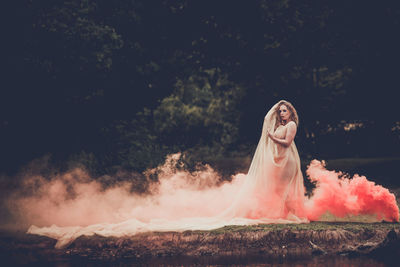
[0, 222, 399, 266]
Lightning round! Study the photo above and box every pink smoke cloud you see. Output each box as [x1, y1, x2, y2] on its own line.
[7, 155, 399, 232]
[8, 154, 245, 228]
[305, 160, 399, 222]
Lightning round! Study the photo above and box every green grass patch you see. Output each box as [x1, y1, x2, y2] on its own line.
[207, 222, 400, 234]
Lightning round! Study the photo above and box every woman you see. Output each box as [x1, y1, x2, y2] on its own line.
[28, 100, 309, 248]
[266, 100, 307, 220]
[220, 100, 307, 222]
[226, 100, 397, 223]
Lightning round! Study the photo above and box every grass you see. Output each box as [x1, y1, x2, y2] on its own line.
[206, 221, 400, 234]
[195, 157, 400, 236]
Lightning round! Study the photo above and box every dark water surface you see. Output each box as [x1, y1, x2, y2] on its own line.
[3, 254, 395, 267]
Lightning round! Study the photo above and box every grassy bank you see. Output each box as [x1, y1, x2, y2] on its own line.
[209, 221, 400, 234]
[1, 221, 399, 263]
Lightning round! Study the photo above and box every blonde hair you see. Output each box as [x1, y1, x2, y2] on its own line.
[274, 100, 299, 128]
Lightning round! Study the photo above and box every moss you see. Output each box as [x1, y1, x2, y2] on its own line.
[203, 222, 400, 234]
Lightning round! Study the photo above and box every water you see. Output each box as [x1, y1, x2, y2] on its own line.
[3, 254, 394, 267]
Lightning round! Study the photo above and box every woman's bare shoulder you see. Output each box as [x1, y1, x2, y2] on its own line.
[286, 121, 297, 135]
[287, 120, 297, 128]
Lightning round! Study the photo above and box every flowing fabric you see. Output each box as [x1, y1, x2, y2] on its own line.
[27, 101, 310, 248]
[217, 101, 307, 221]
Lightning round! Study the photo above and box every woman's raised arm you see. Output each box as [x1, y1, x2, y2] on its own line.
[267, 121, 297, 147]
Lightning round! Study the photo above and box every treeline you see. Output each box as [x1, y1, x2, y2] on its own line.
[2, 0, 400, 176]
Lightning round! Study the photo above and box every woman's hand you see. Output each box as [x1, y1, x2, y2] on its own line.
[268, 121, 297, 147]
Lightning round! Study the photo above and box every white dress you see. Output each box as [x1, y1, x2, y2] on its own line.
[28, 101, 309, 248]
[28, 101, 399, 248]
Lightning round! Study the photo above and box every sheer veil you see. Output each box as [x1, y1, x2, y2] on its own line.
[219, 101, 307, 221]
[28, 100, 308, 248]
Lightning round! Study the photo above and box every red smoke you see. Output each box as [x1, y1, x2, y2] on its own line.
[305, 160, 399, 222]
[7, 155, 399, 231]
[8, 154, 244, 228]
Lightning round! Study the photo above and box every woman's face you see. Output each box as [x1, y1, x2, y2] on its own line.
[279, 104, 291, 122]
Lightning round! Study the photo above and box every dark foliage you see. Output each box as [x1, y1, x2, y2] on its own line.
[2, 0, 400, 175]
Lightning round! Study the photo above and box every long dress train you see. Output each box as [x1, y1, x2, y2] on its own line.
[27, 101, 309, 248]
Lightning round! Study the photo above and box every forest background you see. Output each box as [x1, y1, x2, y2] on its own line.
[2, 0, 400, 189]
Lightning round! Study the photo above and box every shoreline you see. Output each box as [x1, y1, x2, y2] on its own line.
[1, 222, 399, 264]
